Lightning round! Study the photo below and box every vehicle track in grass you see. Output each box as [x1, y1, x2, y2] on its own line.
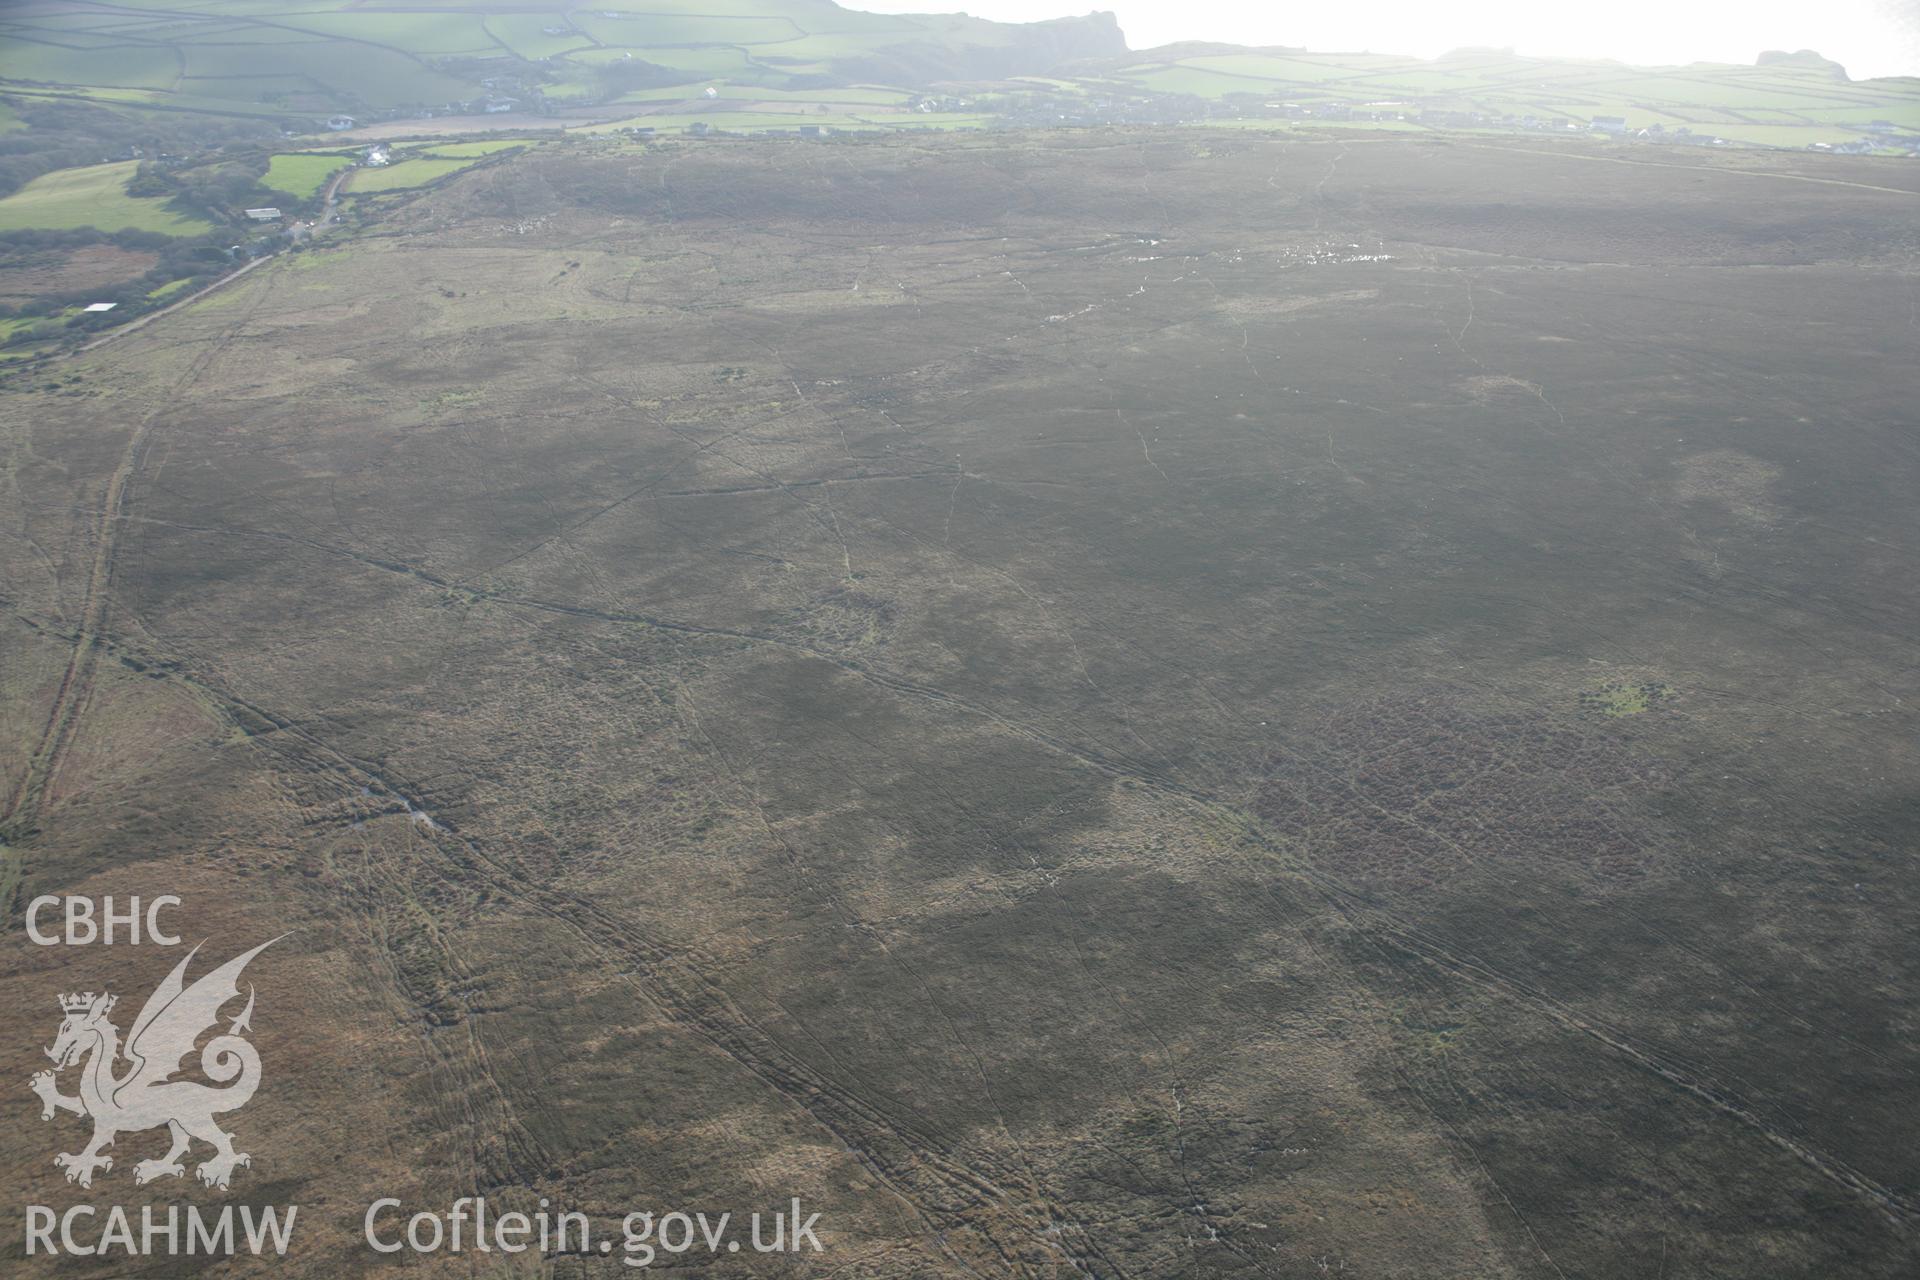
[0, 269, 279, 904]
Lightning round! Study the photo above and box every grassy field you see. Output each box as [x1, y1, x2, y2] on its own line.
[0, 160, 211, 234]
[342, 155, 486, 194]
[415, 140, 528, 158]
[0, 6, 476, 110]
[482, 13, 593, 61]
[270, 10, 500, 56]
[262, 152, 354, 199]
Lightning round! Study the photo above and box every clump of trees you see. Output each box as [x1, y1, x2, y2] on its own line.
[0, 226, 237, 345]
[135, 147, 278, 223]
[0, 96, 279, 200]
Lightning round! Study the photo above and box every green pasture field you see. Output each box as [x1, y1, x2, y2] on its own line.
[0, 161, 211, 235]
[234, 42, 470, 107]
[271, 11, 500, 55]
[0, 39, 180, 90]
[415, 140, 528, 158]
[344, 156, 485, 194]
[263, 153, 354, 199]
[483, 14, 592, 61]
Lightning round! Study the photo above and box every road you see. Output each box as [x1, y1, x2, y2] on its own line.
[74, 161, 356, 356]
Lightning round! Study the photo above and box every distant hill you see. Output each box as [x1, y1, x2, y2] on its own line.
[0, 3, 1915, 156]
[0, 1, 1126, 125]
[1071, 43, 1920, 150]
[1756, 49, 1849, 80]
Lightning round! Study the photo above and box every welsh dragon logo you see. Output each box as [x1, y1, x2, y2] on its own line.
[29, 938, 280, 1190]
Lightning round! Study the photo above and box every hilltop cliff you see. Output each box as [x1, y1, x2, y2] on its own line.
[1757, 49, 1850, 80]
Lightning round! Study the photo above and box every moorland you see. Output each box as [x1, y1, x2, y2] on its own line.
[2, 127, 1917, 1277]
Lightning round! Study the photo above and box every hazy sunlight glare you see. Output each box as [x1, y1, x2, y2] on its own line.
[858, 0, 1920, 79]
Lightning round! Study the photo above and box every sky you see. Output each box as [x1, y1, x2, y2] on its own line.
[860, 1, 1920, 80]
